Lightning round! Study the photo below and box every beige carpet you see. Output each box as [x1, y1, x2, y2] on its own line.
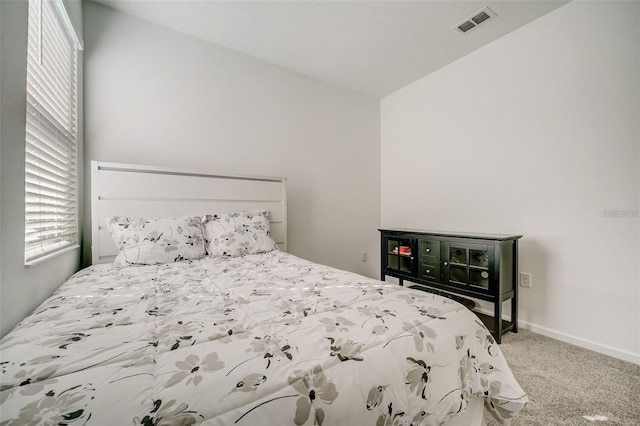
[484, 329, 640, 425]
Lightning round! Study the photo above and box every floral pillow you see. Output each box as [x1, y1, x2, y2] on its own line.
[202, 211, 278, 257]
[107, 216, 206, 266]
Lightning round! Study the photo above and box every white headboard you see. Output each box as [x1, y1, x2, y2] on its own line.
[90, 161, 287, 265]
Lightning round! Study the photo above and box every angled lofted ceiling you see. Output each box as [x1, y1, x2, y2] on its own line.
[93, 0, 570, 98]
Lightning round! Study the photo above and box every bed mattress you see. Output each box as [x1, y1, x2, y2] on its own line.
[0, 252, 527, 425]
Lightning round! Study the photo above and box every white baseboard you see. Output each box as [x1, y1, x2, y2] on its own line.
[473, 307, 640, 365]
[517, 320, 640, 365]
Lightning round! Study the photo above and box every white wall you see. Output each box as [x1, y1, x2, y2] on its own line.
[381, 1, 639, 363]
[0, 0, 83, 337]
[82, 3, 381, 278]
[0, 3, 3, 319]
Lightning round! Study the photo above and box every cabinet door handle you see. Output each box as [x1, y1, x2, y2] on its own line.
[425, 269, 431, 273]
[443, 262, 448, 266]
[425, 248, 431, 253]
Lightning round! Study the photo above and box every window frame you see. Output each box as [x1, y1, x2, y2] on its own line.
[24, 0, 83, 266]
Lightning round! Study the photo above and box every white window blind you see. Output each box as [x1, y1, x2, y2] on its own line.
[25, 0, 82, 265]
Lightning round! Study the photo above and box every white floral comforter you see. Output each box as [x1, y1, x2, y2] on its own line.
[0, 252, 527, 425]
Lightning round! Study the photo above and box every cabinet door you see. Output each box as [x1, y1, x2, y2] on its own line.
[442, 241, 494, 293]
[384, 236, 415, 275]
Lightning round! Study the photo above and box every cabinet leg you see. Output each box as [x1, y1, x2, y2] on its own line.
[399, 278, 404, 286]
[512, 240, 518, 333]
[494, 301, 503, 344]
[511, 297, 518, 333]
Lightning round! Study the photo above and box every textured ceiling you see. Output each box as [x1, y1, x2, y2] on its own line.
[94, 0, 569, 98]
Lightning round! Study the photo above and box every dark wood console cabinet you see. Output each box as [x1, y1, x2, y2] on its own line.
[379, 229, 522, 343]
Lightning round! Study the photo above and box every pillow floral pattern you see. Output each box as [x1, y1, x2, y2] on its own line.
[203, 211, 278, 257]
[108, 216, 206, 266]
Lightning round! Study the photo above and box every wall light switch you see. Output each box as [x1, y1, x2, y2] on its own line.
[519, 272, 532, 288]
[361, 251, 367, 262]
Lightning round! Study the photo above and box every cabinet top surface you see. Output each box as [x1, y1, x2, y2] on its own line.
[379, 228, 522, 241]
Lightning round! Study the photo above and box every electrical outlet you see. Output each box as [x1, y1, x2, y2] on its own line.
[361, 251, 367, 262]
[519, 272, 532, 288]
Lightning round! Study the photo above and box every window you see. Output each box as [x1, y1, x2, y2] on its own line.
[24, 0, 82, 265]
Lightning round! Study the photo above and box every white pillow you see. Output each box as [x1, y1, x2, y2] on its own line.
[202, 211, 278, 257]
[107, 216, 206, 266]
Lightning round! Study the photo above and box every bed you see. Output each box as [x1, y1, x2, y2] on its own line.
[0, 161, 527, 425]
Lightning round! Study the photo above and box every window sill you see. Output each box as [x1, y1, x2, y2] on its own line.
[25, 244, 80, 267]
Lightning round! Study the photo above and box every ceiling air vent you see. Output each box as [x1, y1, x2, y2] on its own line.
[455, 7, 496, 34]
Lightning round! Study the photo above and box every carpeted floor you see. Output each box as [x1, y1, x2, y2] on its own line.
[484, 329, 640, 425]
